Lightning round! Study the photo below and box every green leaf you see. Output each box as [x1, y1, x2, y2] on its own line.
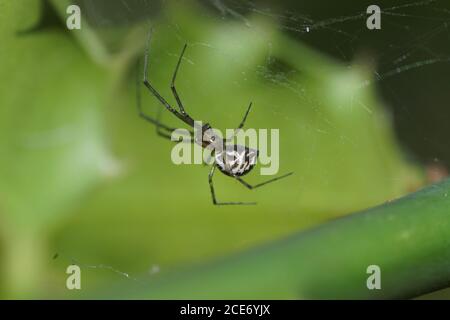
[106, 178, 450, 299]
[0, 0, 113, 297]
[0, 1, 430, 298]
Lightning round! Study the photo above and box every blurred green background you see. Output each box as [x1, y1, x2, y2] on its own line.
[0, 0, 449, 299]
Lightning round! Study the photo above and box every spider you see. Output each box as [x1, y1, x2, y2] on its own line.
[137, 31, 293, 205]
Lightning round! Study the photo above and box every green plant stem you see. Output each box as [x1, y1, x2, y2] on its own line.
[106, 178, 450, 299]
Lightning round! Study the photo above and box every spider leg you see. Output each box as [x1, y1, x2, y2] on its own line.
[154, 101, 171, 138]
[156, 131, 194, 142]
[136, 62, 194, 142]
[209, 165, 257, 205]
[202, 152, 213, 166]
[227, 102, 253, 142]
[154, 102, 194, 142]
[137, 87, 179, 132]
[235, 172, 294, 190]
[144, 108, 193, 143]
[142, 29, 195, 127]
[140, 110, 193, 142]
[237, 101, 253, 131]
[171, 44, 188, 115]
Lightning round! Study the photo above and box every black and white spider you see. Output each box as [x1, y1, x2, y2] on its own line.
[137, 31, 293, 205]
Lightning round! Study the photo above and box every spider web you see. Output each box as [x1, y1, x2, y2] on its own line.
[71, 0, 450, 287]
[200, 0, 450, 168]
[79, 0, 450, 166]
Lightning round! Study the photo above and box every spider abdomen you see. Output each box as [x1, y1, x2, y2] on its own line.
[215, 145, 258, 177]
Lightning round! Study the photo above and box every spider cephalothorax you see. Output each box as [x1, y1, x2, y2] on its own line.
[136, 30, 293, 205]
[196, 123, 217, 149]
